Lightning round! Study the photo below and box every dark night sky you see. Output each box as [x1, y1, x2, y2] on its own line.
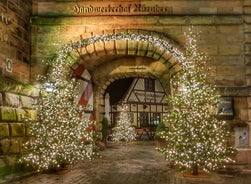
[105, 78, 134, 105]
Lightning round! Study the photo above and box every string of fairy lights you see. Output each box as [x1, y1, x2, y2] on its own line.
[156, 30, 235, 173]
[20, 30, 234, 173]
[20, 45, 99, 172]
[111, 104, 137, 142]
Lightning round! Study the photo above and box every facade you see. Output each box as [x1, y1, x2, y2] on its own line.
[110, 78, 168, 128]
[0, 0, 251, 169]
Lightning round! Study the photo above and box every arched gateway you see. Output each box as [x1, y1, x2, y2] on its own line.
[61, 30, 184, 124]
[1, 0, 251, 171]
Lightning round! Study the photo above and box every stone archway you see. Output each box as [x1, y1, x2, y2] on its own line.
[64, 29, 184, 124]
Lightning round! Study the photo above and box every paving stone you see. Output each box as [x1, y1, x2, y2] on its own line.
[8, 141, 251, 184]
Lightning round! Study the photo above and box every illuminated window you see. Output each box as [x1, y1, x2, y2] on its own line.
[151, 113, 160, 126]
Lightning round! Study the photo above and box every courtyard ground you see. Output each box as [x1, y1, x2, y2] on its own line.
[3, 141, 251, 184]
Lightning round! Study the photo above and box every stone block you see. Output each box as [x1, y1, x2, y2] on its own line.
[248, 109, 251, 121]
[235, 149, 248, 164]
[9, 123, 25, 137]
[245, 44, 251, 55]
[4, 93, 20, 107]
[128, 40, 138, 55]
[0, 159, 6, 169]
[26, 110, 37, 120]
[159, 16, 187, 25]
[199, 7, 217, 14]
[137, 41, 148, 56]
[189, 16, 215, 25]
[146, 43, 157, 57]
[234, 76, 246, 86]
[246, 78, 251, 86]
[159, 51, 172, 64]
[94, 41, 106, 55]
[199, 34, 226, 45]
[152, 47, 165, 60]
[104, 40, 116, 55]
[245, 20, 251, 32]
[85, 44, 95, 55]
[0, 123, 9, 137]
[25, 123, 31, 136]
[247, 97, 251, 108]
[0, 93, 2, 106]
[239, 109, 248, 121]
[0, 139, 11, 154]
[215, 76, 236, 86]
[0, 107, 17, 121]
[217, 66, 245, 76]
[244, 23, 251, 33]
[219, 45, 241, 56]
[217, 25, 241, 34]
[16, 108, 26, 122]
[169, 64, 182, 76]
[200, 45, 218, 55]
[245, 33, 251, 43]
[235, 97, 248, 109]
[20, 95, 34, 109]
[215, 16, 243, 25]
[235, 149, 251, 165]
[244, 0, 251, 6]
[115, 40, 127, 55]
[9, 139, 20, 154]
[244, 7, 251, 14]
[244, 56, 251, 65]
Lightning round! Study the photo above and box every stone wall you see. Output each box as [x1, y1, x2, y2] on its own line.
[0, 78, 38, 171]
[0, 0, 251, 170]
[0, 0, 33, 171]
[30, 0, 251, 122]
[30, 0, 251, 166]
[0, 0, 31, 83]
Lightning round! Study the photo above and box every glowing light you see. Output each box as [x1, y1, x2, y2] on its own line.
[156, 28, 235, 174]
[19, 40, 99, 172]
[111, 104, 137, 142]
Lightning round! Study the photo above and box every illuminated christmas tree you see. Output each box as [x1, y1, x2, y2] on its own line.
[20, 48, 98, 172]
[156, 30, 235, 174]
[112, 104, 136, 142]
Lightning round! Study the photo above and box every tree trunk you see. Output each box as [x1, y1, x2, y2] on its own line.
[192, 163, 198, 175]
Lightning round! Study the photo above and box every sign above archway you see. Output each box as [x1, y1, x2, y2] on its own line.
[32, 0, 243, 17]
[73, 2, 173, 15]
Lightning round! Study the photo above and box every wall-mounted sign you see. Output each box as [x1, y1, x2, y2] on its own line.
[73, 3, 173, 15]
[6, 58, 12, 73]
[217, 97, 234, 120]
[34, 1, 174, 16]
[235, 127, 249, 148]
[1, 12, 12, 25]
[32, 1, 244, 17]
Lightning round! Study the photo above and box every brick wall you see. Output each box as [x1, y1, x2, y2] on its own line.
[31, 1, 248, 88]
[0, 0, 31, 83]
[0, 76, 39, 169]
[30, 0, 251, 166]
[0, 0, 251, 169]
[0, 0, 33, 172]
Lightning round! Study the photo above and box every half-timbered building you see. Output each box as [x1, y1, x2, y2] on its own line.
[110, 77, 168, 129]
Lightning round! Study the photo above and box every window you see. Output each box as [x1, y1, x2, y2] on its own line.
[139, 112, 149, 127]
[145, 78, 155, 91]
[151, 113, 161, 126]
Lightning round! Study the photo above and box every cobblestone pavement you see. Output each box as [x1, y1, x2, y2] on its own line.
[8, 141, 251, 184]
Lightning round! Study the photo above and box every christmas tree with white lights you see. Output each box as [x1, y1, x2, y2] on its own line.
[20, 48, 98, 172]
[112, 104, 136, 142]
[156, 30, 235, 174]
